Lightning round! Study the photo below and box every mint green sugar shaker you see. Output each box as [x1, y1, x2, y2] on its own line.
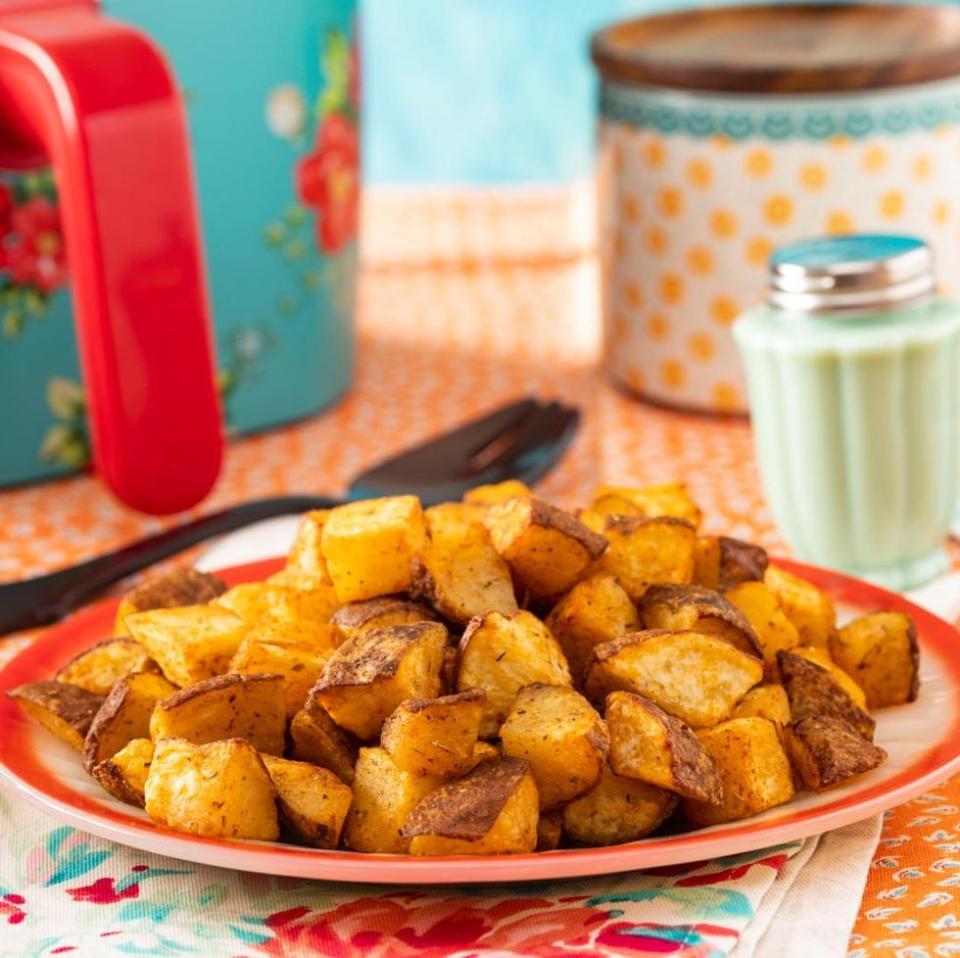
[734, 235, 960, 590]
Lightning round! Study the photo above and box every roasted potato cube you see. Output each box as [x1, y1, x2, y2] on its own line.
[639, 584, 760, 657]
[144, 738, 278, 840]
[114, 567, 226, 635]
[321, 495, 427, 603]
[536, 811, 563, 851]
[285, 509, 333, 584]
[583, 630, 763, 728]
[598, 516, 697, 600]
[311, 621, 447, 740]
[216, 581, 339, 628]
[606, 692, 721, 803]
[694, 537, 769, 592]
[331, 597, 437, 642]
[84, 672, 177, 770]
[562, 764, 676, 845]
[785, 716, 887, 791]
[55, 638, 159, 696]
[731, 684, 791, 725]
[289, 703, 358, 784]
[593, 482, 702, 527]
[403, 757, 539, 856]
[469, 741, 501, 768]
[411, 509, 518, 624]
[499, 684, 608, 808]
[576, 494, 643, 534]
[425, 501, 489, 527]
[725, 581, 800, 670]
[343, 747, 443, 853]
[792, 646, 868, 711]
[126, 605, 248, 687]
[830, 612, 919, 708]
[683, 718, 794, 826]
[545, 574, 640, 683]
[7, 682, 104, 751]
[458, 611, 573, 737]
[380, 689, 485, 777]
[463, 480, 533, 506]
[777, 650, 875, 741]
[150, 673, 287, 755]
[484, 497, 608, 601]
[765, 565, 836, 648]
[261, 754, 353, 848]
[91, 737, 155, 807]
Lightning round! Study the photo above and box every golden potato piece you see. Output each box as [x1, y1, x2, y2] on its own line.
[469, 741, 501, 768]
[792, 646, 867, 711]
[683, 718, 795, 826]
[285, 509, 333, 585]
[150, 673, 287, 755]
[765, 565, 836, 648]
[425, 502, 488, 528]
[463, 480, 533, 506]
[144, 738, 278, 840]
[785, 716, 887, 791]
[126, 605, 248, 687]
[321, 495, 427, 603]
[598, 516, 697, 600]
[830, 612, 919, 708]
[583, 630, 763, 728]
[289, 703, 358, 784]
[777, 650, 875, 741]
[725, 581, 800, 670]
[343, 746, 443, 853]
[84, 672, 177, 770]
[261, 754, 353, 848]
[731, 684, 791, 725]
[638, 584, 760, 657]
[404, 757, 539, 856]
[694, 537, 768, 592]
[605, 692, 721, 803]
[484, 497, 608, 601]
[331, 597, 437, 642]
[91, 737, 154, 807]
[458, 611, 573, 738]
[545, 574, 640, 683]
[55, 638, 159, 696]
[380, 689, 485, 778]
[7, 681, 104, 751]
[500, 684, 608, 809]
[216, 581, 339, 628]
[562, 764, 676, 845]
[311, 621, 447, 740]
[593, 482, 702, 527]
[114, 567, 226, 635]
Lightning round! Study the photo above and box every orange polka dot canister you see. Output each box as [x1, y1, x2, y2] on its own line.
[592, 3, 960, 413]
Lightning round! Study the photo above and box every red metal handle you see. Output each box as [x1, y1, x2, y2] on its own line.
[0, 1, 223, 514]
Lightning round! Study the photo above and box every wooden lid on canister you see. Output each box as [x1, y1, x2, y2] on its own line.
[591, 3, 960, 94]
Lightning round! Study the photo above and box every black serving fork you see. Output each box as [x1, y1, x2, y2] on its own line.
[0, 397, 579, 635]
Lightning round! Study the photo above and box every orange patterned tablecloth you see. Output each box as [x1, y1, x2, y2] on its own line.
[0, 188, 952, 956]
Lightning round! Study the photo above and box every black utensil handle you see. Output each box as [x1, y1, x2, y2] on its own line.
[0, 494, 341, 635]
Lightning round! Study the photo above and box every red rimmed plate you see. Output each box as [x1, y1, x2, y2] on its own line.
[1, 557, 958, 884]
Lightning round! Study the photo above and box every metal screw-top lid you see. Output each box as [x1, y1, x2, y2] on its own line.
[768, 235, 935, 315]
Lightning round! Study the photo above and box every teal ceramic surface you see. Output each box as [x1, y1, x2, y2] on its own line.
[0, 0, 358, 488]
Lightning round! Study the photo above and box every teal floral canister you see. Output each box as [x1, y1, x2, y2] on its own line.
[593, 3, 960, 414]
[0, 0, 358, 489]
[735, 235, 960, 590]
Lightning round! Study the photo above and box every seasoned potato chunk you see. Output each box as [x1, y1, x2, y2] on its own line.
[606, 692, 721, 803]
[731, 684, 791, 725]
[785, 716, 887, 791]
[114, 567, 226, 635]
[639, 584, 760, 657]
[694, 537, 768, 592]
[84, 672, 177, 770]
[285, 509, 333, 585]
[311, 621, 447, 740]
[500, 684, 608, 808]
[562, 765, 676, 845]
[830, 612, 919, 708]
[537, 810, 563, 851]
[331, 597, 437, 642]
[683, 718, 795, 826]
[145, 738, 278, 840]
[380, 689, 485, 777]
[458, 611, 573, 738]
[150, 673, 287, 755]
[792, 646, 867, 711]
[593, 482, 702, 527]
[725, 581, 800, 670]
[343, 747, 443, 853]
[403, 757, 539, 856]
[261, 755, 353, 848]
[484, 497, 607, 601]
[126, 605, 248, 687]
[463, 480, 533, 506]
[91, 737, 154, 807]
[289, 703, 358, 784]
[321, 495, 427, 603]
[545, 574, 640, 683]
[216, 581, 339, 628]
[55, 638, 159, 696]
[765, 565, 836, 648]
[8, 681, 104, 751]
[583, 630, 763, 728]
[598, 516, 697, 600]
